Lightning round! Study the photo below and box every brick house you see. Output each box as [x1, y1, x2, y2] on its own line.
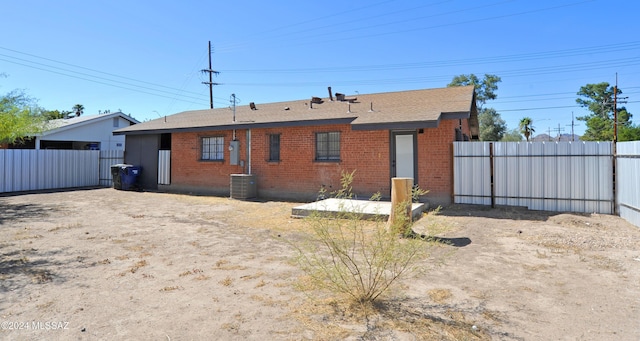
[114, 86, 478, 205]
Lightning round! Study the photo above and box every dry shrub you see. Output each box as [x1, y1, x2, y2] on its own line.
[291, 170, 429, 304]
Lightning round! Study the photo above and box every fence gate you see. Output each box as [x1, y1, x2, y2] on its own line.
[99, 150, 125, 187]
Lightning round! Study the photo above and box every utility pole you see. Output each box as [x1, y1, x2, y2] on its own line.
[607, 73, 628, 215]
[201, 41, 220, 109]
[552, 124, 565, 141]
[566, 112, 577, 141]
[614, 73, 618, 144]
[230, 93, 237, 122]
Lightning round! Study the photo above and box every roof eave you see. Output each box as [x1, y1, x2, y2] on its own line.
[441, 111, 470, 120]
[45, 112, 139, 136]
[351, 120, 440, 131]
[114, 117, 356, 135]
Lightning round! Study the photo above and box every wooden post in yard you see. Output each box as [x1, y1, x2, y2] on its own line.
[387, 177, 413, 234]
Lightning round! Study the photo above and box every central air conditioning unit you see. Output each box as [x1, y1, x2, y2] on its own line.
[230, 174, 257, 199]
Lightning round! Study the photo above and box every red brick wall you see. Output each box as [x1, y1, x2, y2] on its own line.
[169, 119, 466, 204]
[251, 125, 390, 200]
[416, 119, 459, 203]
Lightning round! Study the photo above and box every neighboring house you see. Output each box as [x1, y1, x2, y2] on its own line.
[114, 86, 478, 205]
[8, 112, 139, 150]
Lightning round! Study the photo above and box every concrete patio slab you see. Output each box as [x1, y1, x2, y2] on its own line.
[291, 198, 425, 220]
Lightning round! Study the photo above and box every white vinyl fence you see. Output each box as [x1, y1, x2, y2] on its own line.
[616, 141, 640, 227]
[0, 150, 124, 193]
[454, 141, 614, 214]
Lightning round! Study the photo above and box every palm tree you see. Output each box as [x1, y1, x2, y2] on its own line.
[519, 117, 535, 141]
[72, 104, 84, 117]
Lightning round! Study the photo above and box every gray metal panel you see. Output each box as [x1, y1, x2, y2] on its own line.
[453, 142, 490, 205]
[617, 141, 640, 228]
[0, 150, 99, 193]
[229, 140, 240, 165]
[158, 150, 171, 185]
[453, 141, 613, 214]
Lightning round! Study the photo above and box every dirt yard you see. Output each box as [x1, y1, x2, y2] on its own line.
[1, 188, 639, 340]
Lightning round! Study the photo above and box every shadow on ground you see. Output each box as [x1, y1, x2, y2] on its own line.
[437, 204, 580, 222]
[407, 232, 472, 247]
[0, 201, 58, 225]
[0, 247, 71, 293]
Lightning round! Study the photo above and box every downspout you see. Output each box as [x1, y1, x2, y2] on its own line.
[246, 129, 252, 174]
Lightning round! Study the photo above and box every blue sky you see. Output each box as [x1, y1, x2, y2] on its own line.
[1, 0, 639, 137]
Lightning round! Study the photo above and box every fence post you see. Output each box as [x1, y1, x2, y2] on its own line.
[613, 142, 617, 215]
[489, 142, 495, 208]
[387, 177, 413, 233]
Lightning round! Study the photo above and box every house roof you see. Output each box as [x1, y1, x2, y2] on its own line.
[114, 86, 477, 135]
[40, 112, 140, 136]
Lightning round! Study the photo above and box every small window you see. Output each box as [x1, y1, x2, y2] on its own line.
[316, 131, 340, 161]
[201, 136, 224, 161]
[113, 117, 119, 127]
[269, 134, 280, 161]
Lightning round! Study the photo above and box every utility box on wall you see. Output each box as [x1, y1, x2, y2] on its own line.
[229, 140, 240, 165]
[230, 174, 257, 199]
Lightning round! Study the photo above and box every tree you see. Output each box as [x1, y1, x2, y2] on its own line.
[448, 74, 504, 141]
[0, 90, 45, 145]
[619, 123, 640, 141]
[502, 128, 523, 142]
[448, 74, 501, 109]
[576, 82, 639, 141]
[72, 104, 84, 117]
[478, 108, 506, 141]
[42, 109, 69, 120]
[519, 117, 535, 141]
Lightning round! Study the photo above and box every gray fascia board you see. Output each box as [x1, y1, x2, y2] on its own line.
[440, 111, 470, 120]
[351, 120, 439, 131]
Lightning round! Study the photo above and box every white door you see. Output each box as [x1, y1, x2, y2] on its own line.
[395, 134, 414, 179]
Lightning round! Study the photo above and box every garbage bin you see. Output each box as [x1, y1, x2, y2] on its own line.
[111, 164, 141, 190]
[111, 164, 124, 190]
[121, 165, 141, 190]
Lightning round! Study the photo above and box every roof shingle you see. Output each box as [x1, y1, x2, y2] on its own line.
[115, 85, 476, 135]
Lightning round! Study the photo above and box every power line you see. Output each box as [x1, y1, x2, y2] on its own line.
[0, 57, 211, 106]
[497, 105, 581, 112]
[229, 0, 594, 50]
[0, 51, 228, 105]
[221, 41, 640, 74]
[0, 46, 207, 98]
